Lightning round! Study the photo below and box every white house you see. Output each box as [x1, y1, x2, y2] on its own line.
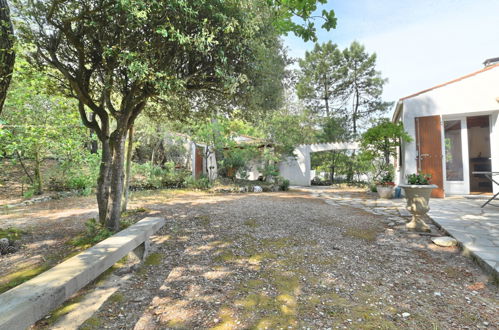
[393, 60, 499, 197]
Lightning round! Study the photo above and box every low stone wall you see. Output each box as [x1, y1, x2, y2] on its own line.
[0, 216, 165, 330]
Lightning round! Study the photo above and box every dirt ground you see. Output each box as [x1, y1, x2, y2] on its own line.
[64, 189, 499, 329]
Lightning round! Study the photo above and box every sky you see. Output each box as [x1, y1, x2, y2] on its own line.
[283, 0, 499, 109]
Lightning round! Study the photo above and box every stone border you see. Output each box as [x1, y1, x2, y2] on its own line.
[0, 216, 165, 330]
[2, 190, 82, 208]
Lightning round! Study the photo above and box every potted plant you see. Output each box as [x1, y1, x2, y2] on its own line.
[375, 171, 396, 199]
[399, 173, 437, 232]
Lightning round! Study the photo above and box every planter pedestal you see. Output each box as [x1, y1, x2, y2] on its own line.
[376, 185, 394, 199]
[399, 184, 438, 232]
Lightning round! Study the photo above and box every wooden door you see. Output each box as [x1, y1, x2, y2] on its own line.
[195, 147, 204, 178]
[415, 115, 445, 198]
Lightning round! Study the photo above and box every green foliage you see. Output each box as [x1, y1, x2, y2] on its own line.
[184, 176, 212, 190]
[47, 153, 101, 193]
[297, 42, 343, 117]
[269, 0, 337, 42]
[361, 119, 411, 183]
[70, 219, 113, 247]
[259, 108, 316, 157]
[0, 227, 26, 241]
[131, 161, 190, 189]
[0, 54, 90, 194]
[277, 177, 290, 191]
[22, 187, 35, 199]
[406, 173, 432, 185]
[297, 41, 390, 135]
[340, 42, 392, 134]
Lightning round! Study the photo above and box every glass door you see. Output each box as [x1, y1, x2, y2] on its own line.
[467, 115, 492, 194]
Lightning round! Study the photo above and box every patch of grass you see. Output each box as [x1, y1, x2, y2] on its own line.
[144, 252, 162, 266]
[167, 319, 187, 328]
[343, 227, 379, 242]
[211, 307, 238, 330]
[0, 264, 50, 294]
[69, 218, 113, 248]
[243, 218, 259, 228]
[214, 250, 238, 263]
[108, 292, 125, 303]
[442, 266, 461, 279]
[194, 215, 211, 227]
[42, 295, 84, 326]
[0, 227, 26, 241]
[80, 316, 102, 330]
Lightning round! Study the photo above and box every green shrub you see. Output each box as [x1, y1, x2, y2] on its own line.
[22, 187, 35, 198]
[131, 162, 190, 189]
[277, 177, 290, 191]
[48, 153, 100, 192]
[184, 176, 212, 190]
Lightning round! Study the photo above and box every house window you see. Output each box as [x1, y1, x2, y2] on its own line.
[444, 120, 463, 181]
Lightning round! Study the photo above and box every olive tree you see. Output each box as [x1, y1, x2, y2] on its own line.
[14, 0, 336, 230]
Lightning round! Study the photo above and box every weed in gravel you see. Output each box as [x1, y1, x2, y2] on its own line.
[80, 316, 102, 330]
[243, 218, 259, 228]
[167, 318, 187, 328]
[194, 215, 211, 227]
[0, 227, 26, 241]
[343, 227, 380, 242]
[212, 307, 238, 329]
[108, 292, 124, 303]
[442, 266, 461, 279]
[144, 253, 162, 266]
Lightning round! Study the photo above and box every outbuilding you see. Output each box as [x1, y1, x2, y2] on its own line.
[393, 60, 499, 197]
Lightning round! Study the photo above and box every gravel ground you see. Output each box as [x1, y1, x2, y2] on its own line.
[84, 189, 498, 329]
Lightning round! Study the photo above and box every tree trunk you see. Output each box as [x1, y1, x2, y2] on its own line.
[352, 88, 360, 135]
[33, 150, 42, 195]
[96, 137, 112, 225]
[0, 0, 15, 115]
[122, 125, 134, 212]
[106, 132, 127, 231]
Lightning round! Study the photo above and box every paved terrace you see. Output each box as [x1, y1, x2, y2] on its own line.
[299, 187, 499, 279]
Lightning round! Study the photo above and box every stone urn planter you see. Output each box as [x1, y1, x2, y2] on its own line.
[376, 185, 395, 199]
[399, 184, 438, 232]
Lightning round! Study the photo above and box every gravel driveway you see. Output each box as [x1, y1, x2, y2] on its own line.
[79, 190, 498, 329]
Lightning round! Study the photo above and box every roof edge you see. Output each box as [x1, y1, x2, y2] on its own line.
[399, 62, 499, 101]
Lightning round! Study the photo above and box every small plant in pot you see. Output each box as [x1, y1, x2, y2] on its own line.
[375, 171, 396, 199]
[399, 172, 437, 232]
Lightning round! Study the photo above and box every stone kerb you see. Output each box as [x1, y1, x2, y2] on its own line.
[0, 216, 165, 330]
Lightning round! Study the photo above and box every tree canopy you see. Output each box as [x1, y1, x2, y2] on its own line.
[13, 0, 337, 230]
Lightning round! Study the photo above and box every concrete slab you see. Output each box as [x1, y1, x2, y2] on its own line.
[0, 216, 165, 330]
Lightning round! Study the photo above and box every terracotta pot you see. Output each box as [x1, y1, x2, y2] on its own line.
[399, 184, 437, 232]
[376, 185, 394, 199]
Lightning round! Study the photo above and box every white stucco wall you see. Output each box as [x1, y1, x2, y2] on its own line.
[278, 142, 359, 186]
[397, 64, 499, 195]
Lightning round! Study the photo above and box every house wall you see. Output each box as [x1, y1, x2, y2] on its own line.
[398, 65, 499, 195]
